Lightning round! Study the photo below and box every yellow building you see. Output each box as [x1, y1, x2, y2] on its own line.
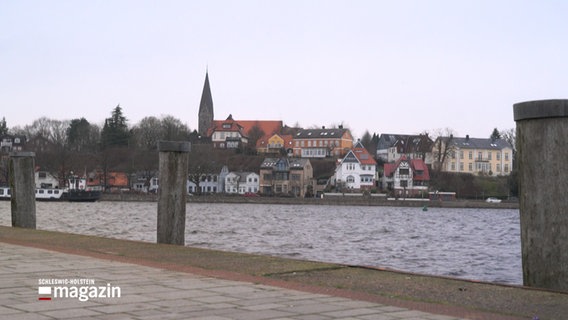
[434, 135, 513, 176]
[256, 133, 294, 155]
[292, 127, 353, 158]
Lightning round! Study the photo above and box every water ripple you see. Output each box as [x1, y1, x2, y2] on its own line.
[0, 201, 522, 284]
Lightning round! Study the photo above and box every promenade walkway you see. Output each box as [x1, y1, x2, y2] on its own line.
[1, 226, 564, 319]
[1, 242, 463, 320]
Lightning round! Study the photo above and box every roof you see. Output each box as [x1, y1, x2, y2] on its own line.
[207, 115, 282, 138]
[228, 171, 257, 180]
[294, 128, 349, 139]
[342, 143, 377, 166]
[261, 157, 310, 170]
[236, 120, 283, 137]
[378, 133, 433, 153]
[448, 136, 512, 150]
[207, 115, 246, 136]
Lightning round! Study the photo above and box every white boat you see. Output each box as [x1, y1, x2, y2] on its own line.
[0, 186, 65, 201]
[36, 188, 65, 201]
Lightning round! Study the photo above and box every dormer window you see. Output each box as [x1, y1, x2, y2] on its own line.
[222, 123, 231, 129]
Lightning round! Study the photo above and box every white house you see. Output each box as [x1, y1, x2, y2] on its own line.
[382, 155, 430, 197]
[187, 165, 230, 194]
[332, 141, 377, 191]
[225, 172, 259, 194]
[35, 171, 59, 189]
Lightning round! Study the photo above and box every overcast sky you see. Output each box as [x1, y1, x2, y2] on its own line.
[2, 0, 567, 139]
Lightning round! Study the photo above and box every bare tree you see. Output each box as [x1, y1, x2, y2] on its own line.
[431, 128, 456, 172]
[132, 116, 163, 150]
[500, 128, 516, 155]
[161, 115, 191, 141]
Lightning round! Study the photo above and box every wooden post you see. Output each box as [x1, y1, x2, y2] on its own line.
[514, 99, 568, 291]
[157, 141, 190, 245]
[9, 152, 36, 229]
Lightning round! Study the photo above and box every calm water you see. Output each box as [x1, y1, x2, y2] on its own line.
[0, 201, 522, 285]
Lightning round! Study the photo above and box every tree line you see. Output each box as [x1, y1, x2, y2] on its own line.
[0, 105, 194, 188]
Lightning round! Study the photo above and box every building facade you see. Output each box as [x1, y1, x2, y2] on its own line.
[376, 133, 434, 164]
[256, 133, 293, 155]
[292, 127, 353, 158]
[207, 115, 249, 149]
[332, 141, 377, 191]
[1, 135, 26, 153]
[382, 155, 430, 197]
[225, 172, 259, 194]
[259, 158, 313, 197]
[434, 136, 514, 176]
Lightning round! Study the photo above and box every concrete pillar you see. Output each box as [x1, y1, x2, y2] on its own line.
[9, 152, 36, 229]
[157, 141, 190, 245]
[514, 99, 568, 291]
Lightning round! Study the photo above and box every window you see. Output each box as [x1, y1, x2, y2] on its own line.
[459, 151, 464, 159]
[497, 152, 501, 160]
[346, 175, 355, 183]
[469, 163, 473, 171]
[469, 151, 473, 160]
[478, 152, 483, 160]
[505, 152, 509, 161]
[505, 164, 510, 173]
[399, 168, 409, 175]
[459, 163, 464, 171]
[488, 152, 492, 160]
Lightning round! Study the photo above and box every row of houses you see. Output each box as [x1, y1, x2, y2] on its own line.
[3, 130, 514, 198]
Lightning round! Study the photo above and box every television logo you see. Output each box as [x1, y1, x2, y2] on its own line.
[38, 279, 121, 302]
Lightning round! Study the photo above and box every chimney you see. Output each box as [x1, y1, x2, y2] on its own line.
[466, 134, 470, 141]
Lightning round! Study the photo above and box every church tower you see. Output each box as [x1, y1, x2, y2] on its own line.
[198, 71, 214, 136]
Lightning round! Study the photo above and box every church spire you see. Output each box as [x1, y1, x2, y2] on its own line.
[198, 70, 214, 136]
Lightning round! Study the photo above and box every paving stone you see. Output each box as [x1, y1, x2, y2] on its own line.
[0, 242, 470, 320]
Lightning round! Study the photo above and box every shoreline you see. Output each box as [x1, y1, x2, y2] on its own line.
[100, 193, 519, 209]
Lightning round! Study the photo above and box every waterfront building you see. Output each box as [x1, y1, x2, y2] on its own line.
[331, 141, 377, 191]
[224, 171, 259, 194]
[259, 157, 313, 197]
[434, 135, 513, 176]
[382, 155, 430, 197]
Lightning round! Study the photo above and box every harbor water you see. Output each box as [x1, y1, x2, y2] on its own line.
[0, 201, 522, 285]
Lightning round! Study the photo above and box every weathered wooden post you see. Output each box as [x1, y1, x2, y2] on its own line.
[514, 99, 568, 291]
[9, 151, 36, 229]
[157, 141, 190, 245]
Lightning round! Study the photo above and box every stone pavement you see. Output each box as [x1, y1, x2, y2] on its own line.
[0, 242, 466, 320]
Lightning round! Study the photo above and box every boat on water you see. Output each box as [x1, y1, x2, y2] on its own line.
[0, 186, 66, 201]
[63, 175, 102, 202]
[0, 176, 102, 202]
